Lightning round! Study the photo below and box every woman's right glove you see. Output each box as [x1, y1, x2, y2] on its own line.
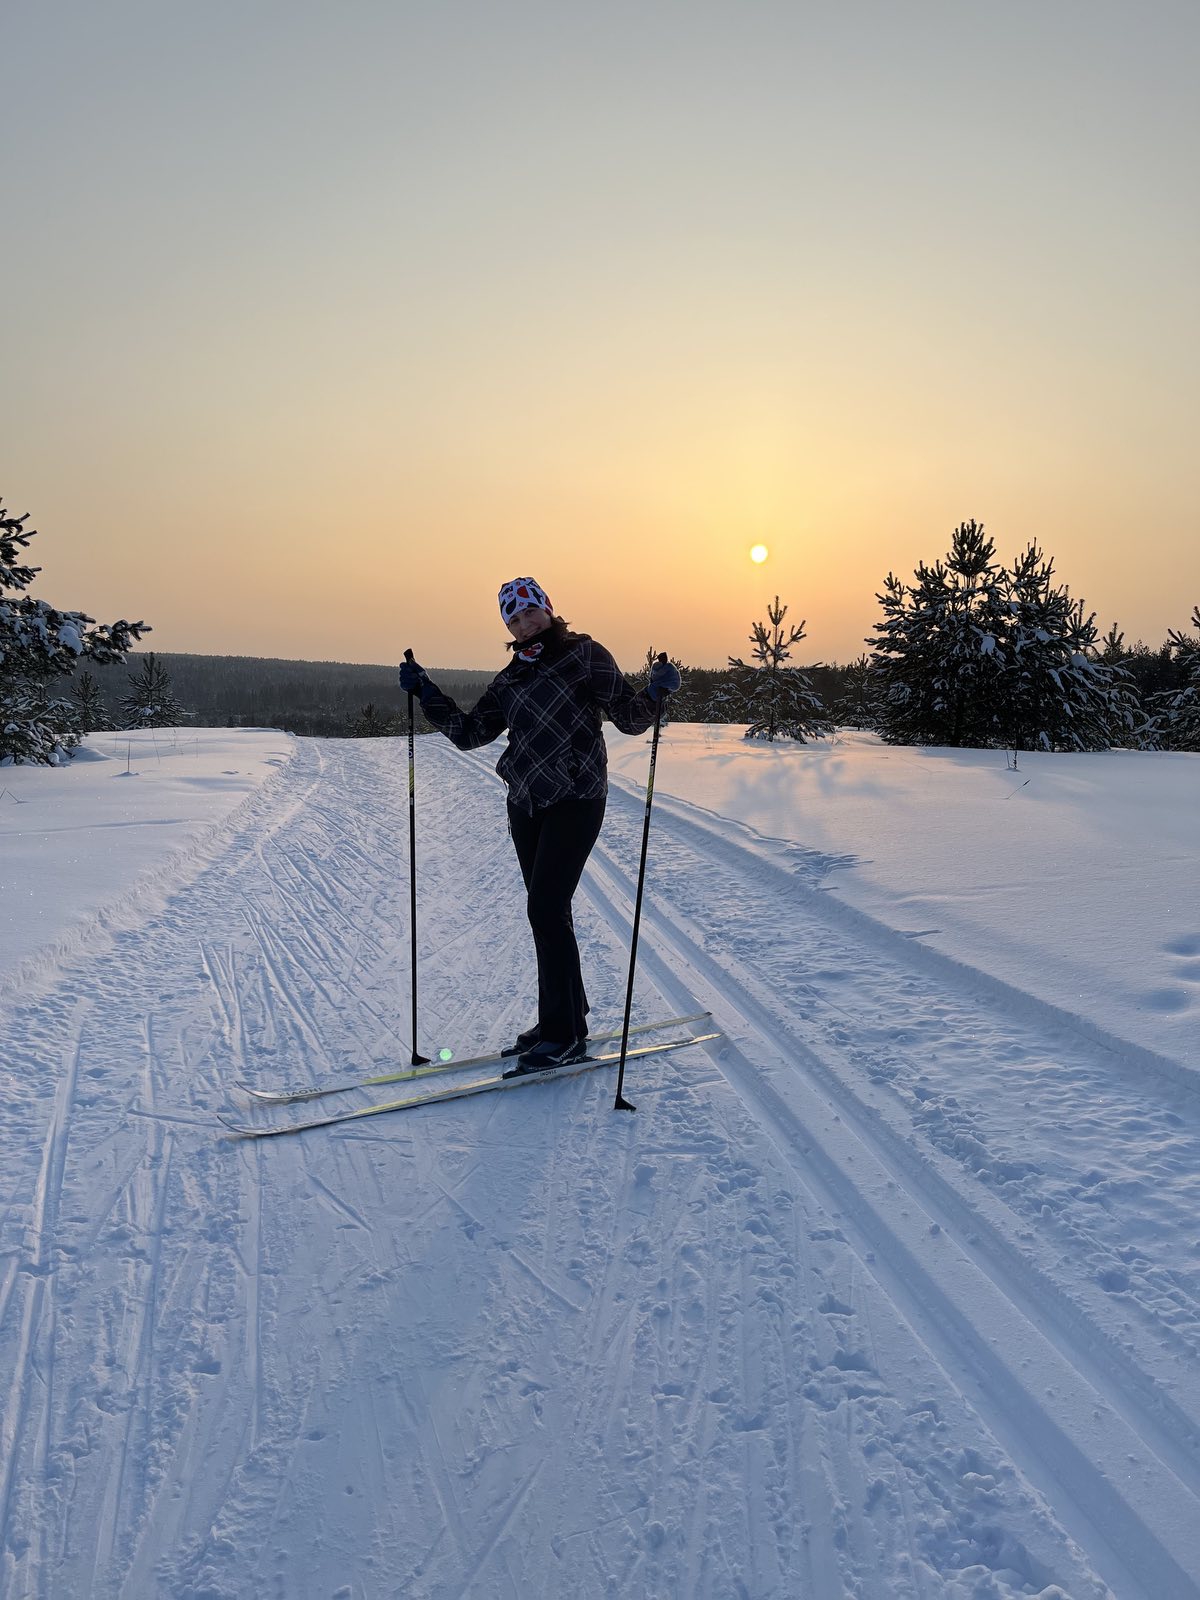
[398, 657, 432, 698]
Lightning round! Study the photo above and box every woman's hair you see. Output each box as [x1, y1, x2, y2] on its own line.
[505, 614, 572, 651]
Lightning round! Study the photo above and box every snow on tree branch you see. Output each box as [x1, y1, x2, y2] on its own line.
[1, 495, 150, 764]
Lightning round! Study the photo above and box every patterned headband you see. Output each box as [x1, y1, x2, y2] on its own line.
[498, 577, 552, 621]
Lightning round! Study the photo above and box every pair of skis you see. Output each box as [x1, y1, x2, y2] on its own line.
[220, 1012, 718, 1139]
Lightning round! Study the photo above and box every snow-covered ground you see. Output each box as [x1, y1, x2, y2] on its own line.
[2, 725, 1199, 1598]
[608, 726, 1200, 1076]
[0, 727, 296, 1001]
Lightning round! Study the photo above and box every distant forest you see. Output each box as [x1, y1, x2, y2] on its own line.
[77, 650, 857, 738]
[80, 653, 496, 737]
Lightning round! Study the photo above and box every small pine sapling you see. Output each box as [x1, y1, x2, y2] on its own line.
[726, 596, 831, 742]
[119, 652, 185, 730]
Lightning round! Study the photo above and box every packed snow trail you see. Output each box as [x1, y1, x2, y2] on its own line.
[0, 736, 1196, 1596]
[583, 771, 1200, 1598]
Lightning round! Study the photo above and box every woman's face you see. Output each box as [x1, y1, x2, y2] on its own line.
[507, 606, 552, 643]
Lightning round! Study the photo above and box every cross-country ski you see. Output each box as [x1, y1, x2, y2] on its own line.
[221, 1030, 722, 1137]
[235, 1010, 712, 1103]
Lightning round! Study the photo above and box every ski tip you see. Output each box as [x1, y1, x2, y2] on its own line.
[235, 1082, 318, 1104]
[217, 1120, 254, 1138]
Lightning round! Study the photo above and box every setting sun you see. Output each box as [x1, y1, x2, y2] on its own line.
[750, 545, 769, 564]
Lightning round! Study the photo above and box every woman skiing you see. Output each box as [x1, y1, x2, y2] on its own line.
[399, 577, 680, 1076]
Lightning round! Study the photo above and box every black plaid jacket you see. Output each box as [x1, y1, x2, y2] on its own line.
[420, 631, 657, 814]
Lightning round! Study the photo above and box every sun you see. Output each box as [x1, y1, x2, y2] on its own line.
[750, 544, 769, 564]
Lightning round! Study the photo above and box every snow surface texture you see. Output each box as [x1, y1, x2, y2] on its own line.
[0, 727, 296, 1002]
[608, 727, 1200, 1075]
[1, 726, 1199, 1597]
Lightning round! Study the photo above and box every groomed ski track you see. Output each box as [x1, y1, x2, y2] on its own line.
[1, 735, 1199, 1597]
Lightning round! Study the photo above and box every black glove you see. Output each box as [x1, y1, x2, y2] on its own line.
[648, 659, 681, 701]
[398, 657, 432, 698]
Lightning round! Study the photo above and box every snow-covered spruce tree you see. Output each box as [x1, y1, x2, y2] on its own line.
[724, 596, 831, 741]
[994, 543, 1140, 754]
[119, 652, 185, 729]
[703, 660, 751, 725]
[1098, 622, 1126, 665]
[869, 520, 1006, 747]
[1084, 623, 1158, 747]
[869, 521, 1137, 751]
[72, 670, 110, 734]
[832, 654, 878, 730]
[1150, 606, 1200, 752]
[1, 497, 148, 764]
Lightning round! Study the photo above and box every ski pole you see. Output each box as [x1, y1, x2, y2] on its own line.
[613, 653, 671, 1113]
[404, 649, 430, 1067]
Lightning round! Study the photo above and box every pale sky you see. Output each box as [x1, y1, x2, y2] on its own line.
[4, 1, 1197, 671]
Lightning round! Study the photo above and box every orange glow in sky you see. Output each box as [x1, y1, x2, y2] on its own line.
[4, 4, 1198, 673]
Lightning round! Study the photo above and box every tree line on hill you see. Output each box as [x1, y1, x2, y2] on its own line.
[3, 493, 1198, 761]
[71, 651, 497, 740]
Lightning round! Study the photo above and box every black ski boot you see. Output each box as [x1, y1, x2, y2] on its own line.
[501, 1023, 540, 1059]
[502, 1036, 588, 1078]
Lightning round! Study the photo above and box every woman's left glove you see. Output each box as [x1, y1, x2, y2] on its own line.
[648, 659, 681, 701]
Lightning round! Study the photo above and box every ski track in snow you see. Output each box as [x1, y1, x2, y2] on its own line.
[0, 735, 1197, 1596]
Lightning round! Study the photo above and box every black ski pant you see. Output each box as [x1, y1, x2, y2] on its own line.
[507, 794, 607, 1043]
